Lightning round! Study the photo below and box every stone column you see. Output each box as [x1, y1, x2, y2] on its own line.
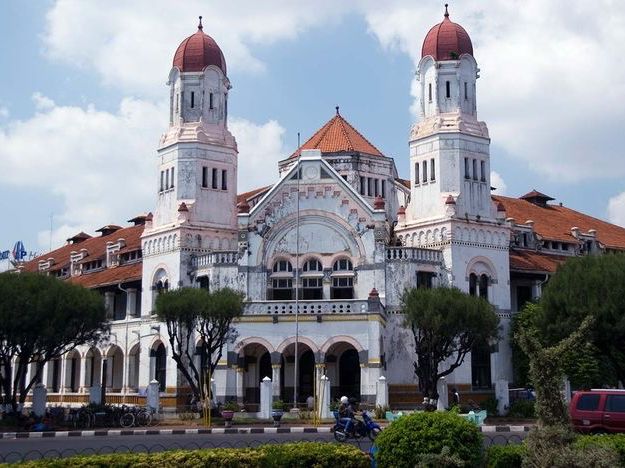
[32, 384, 47, 417]
[126, 288, 137, 318]
[271, 365, 281, 401]
[376, 376, 388, 408]
[60, 356, 68, 394]
[104, 292, 115, 320]
[147, 379, 160, 411]
[319, 375, 331, 419]
[235, 367, 245, 404]
[260, 376, 272, 419]
[79, 356, 89, 393]
[436, 377, 448, 411]
[495, 379, 509, 416]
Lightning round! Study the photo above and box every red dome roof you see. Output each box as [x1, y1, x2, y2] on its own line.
[173, 17, 226, 74]
[422, 5, 473, 61]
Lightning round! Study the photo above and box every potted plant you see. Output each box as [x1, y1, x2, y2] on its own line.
[272, 400, 285, 426]
[221, 400, 238, 427]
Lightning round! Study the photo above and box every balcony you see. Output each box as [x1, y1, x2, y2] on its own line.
[386, 247, 442, 264]
[245, 299, 371, 316]
[193, 250, 239, 268]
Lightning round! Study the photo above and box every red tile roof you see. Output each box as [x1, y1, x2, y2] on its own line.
[237, 186, 270, 205]
[494, 195, 625, 250]
[509, 250, 569, 274]
[21, 224, 144, 284]
[289, 110, 384, 159]
[68, 262, 142, 289]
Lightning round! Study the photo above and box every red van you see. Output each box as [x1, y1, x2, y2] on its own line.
[570, 389, 625, 433]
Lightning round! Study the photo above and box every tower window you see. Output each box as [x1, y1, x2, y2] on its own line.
[360, 176, 366, 195]
[422, 161, 427, 183]
[368, 178, 373, 197]
[160, 171, 164, 192]
[430, 158, 435, 182]
[212, 168, 218, 189]
[464, 82, 468, 100]
[170, 167, 175, 188]
[175, 93, 179, 114]
[191, 91, 195, 108]
[381, 179, 386, 198]
[445, 81, 451, 99]
[374, 179, 379, 197]
[165, 168, 170, 189]
[472, 160, 478, 181]
[209, 93, 214, 110]
[202, 167, 208, 188]
[415, 162, 420, 185]
[480, 161, 486, 182]
[428, 83, 432, 102]
[464, 158, 470, 179]
[221, 169, 227, 190]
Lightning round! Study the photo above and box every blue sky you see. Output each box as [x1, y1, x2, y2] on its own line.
[1, 0, 625, 263]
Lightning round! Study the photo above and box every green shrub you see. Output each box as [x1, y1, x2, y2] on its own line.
[507, 399, 535, 418]
[374, 411, 483, 468]
[523, 425, 620, 468]
[9, 442, 369, 468]
[574, 434, 625, 465]
[414, 446, 466, 467]
[484, 444, 526, 468]
[480, 397, 499, 416]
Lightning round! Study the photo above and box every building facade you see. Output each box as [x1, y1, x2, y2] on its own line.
[17, 11, 625, 410]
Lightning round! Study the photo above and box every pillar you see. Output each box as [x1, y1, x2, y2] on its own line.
[236, 367, 245, 404]
[271, 365, 281, 401]
[495, 379, 509, 416]
[436, 377, 448, 411]
[260, 376, 272, 419]
[79, 355, 88, 393]
[319, 375, 331, 419]
[147, 379, 160, 411]
[32, 383, 47, 417]
[60, 355, 68, 393]
[376, 376, 388, 408]
[126, 288, 137, 317]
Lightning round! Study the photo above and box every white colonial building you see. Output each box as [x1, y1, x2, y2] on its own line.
[18, 10, 625, 410]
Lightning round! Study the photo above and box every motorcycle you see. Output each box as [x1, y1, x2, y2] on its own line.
[332, 410, 382, 442]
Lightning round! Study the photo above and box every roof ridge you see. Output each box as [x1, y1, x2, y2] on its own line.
[338, 115, 384, 156]
[336, 115, 355, 151]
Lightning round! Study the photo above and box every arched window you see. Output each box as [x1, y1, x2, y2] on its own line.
[269, 259, 294, 300]
[479, 274, 489, 301]
[331, 258, 354, 299]
[469, 273, 477, 296]
[152, 344, 167, 392]
[302, 258, 323, 300]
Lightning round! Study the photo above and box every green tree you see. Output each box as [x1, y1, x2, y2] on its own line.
[510, 302, 540, 387]
[401, 287, 499, 401]
[0, 272, 108, 413]
[516, 316, 593, 426]
[155, 287, 243, 402]
[538, 254, 625, 386]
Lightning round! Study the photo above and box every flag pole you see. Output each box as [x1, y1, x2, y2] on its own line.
[293, 132, 301, 410]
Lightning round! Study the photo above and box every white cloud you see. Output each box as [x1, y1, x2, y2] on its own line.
[43, 0, 352, 97]
[0, 94, 285, 250]
[490, 171, 507, 195]
[362, 1, 625, 182]
[0, 107, 8, 119]
[608, 191, 625, 228]
[230, 118, 286, 192]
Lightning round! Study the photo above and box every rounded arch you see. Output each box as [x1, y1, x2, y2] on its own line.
[235, 336, 276, 355]
[276, 336, 319, 354]
[320, 335, 364, 354]
[466, 256, 497, 280]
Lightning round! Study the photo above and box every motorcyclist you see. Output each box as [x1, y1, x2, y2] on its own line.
[338, 396, 355, 435]
[342, 397, 359, 436]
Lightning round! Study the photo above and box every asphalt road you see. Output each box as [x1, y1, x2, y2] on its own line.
[0, 431, 526, 464]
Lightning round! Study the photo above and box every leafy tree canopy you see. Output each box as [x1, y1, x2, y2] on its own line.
[401, 287, 499, 400]
[538, 254, 625, 386]
[0, 272, 108, 412]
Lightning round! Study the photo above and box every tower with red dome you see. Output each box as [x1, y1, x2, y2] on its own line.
[141, 17, 238, 309]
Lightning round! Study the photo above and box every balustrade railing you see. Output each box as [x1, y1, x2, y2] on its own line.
[245, 299, 370, 315]
[193, 250, 239, 268]
[385, 247, 442, 263]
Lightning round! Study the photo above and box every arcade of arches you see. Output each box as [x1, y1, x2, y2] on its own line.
[236, 339, 363, 410]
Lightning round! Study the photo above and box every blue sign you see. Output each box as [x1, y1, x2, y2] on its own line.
[0, 250, 9, 260]
[12, 241, 27, 261]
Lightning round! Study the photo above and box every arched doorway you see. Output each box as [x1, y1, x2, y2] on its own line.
[325, 342, 361, 401]
[127, 344, 140, 392]
[239, 342, 272, 410]
[84, 348, 102, 388]
[151, 343, 167, 392]
[65, 350, 81, 393]
[106, 345, 124, 392]
[281, 342, 315, 405]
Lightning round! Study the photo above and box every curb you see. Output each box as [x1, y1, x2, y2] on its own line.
[0, 425, 530, 439]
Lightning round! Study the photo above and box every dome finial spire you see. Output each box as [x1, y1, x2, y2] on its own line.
[444, 3, 449, 18]
[198, 15, 203, 31]
[335, 105, 340, 115]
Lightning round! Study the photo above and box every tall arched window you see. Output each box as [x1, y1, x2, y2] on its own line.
[471, 341, 492, 390]
[479, 274, 489, 301]
[331, 258, 354, 299]
[469, 273, 477, 296]
[302, 258, 323, 300]
[152, 344, 167, 392]
[269, 259, 294, 300]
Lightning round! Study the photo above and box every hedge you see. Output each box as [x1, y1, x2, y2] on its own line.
[374, 411, 483, 468]
[484, 444, 526, 468]
[574, 434, 625, 466]
[5, 442, 370, 468]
